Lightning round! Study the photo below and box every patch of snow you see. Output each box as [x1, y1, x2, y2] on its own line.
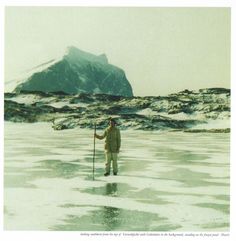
[5, 95, 41, 105]
[192, 119, 230, 130]
[79, 76, 87, 83]
[137, 108, 157, 116]
[93, 88, 102, 94]
[159, 112, 204, 121]
[5, 95, 57, 105]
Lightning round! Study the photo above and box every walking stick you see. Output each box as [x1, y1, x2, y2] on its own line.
[92, 123, 96, 180]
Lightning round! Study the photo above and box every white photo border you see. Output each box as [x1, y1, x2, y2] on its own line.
[0, 1, 234, 241]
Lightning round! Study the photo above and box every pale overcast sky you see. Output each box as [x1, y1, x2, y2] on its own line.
[5, 7, 230, 96]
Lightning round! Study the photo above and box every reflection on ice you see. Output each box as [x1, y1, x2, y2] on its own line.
[4, 122, 230, 231]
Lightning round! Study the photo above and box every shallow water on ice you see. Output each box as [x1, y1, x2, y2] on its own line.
[4, 122, 230, 231]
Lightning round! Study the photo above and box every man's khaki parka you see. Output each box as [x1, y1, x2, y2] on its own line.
[97, 126, 121, 153]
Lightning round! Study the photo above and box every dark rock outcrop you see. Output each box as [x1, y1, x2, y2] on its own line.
[4, 88, 230, 131]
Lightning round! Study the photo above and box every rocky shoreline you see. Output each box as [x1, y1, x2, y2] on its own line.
[4, 88, 230, 132]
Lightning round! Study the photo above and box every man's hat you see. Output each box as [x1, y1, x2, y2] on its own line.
[109, 117, 117, 124]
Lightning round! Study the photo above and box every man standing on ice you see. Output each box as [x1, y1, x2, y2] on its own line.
[95, 118, 121, 176]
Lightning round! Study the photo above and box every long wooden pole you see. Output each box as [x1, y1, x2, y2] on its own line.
[92, 123, 96, 180]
